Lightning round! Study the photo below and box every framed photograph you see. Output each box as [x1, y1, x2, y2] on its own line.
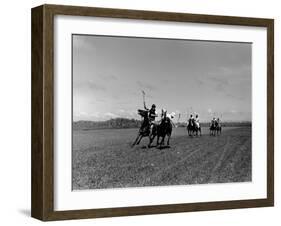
[31, 4, 274, 221]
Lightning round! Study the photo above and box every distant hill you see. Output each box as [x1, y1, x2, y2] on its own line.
[73, 118, 142, 130]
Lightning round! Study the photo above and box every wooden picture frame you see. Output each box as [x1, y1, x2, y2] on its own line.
[31, 4, 274, 221]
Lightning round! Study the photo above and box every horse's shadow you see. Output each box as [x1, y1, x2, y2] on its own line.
[132, 144, 170, 150]
[157, 145, 171, 150]
[147, 144, 157, 148]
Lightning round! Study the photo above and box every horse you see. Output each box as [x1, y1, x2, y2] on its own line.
[187, 118, 201, 136]
[209, 120, 218, 136]
[148, 114, 173, 148]
[187, 118, 194, 136]
[131, 109, 151, 147]
[194, 120, 201, 136]
[216, 122, 222, 135]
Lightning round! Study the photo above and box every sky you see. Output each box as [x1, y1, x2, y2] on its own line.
[72, 35, 252, 122]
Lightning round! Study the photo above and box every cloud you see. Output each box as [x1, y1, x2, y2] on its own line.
[116, 109, 138, 118]
[76, 111, 88, 116]
[105, 112, 119, 118]
[73, 111, 102, 121]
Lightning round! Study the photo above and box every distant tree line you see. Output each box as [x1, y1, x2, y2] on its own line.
[73, 118, 142, 130]
[73, 118, 252, 131]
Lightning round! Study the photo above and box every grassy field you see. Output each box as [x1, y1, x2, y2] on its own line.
[72, 126, 252, 190]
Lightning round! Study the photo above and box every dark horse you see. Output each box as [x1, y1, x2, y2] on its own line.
[187, 118, 201, 136]
[209, 120, 220, 136]
[216, 122, 222, 135]
[131, 109, 151, 147]
[148, 114, 173, 148]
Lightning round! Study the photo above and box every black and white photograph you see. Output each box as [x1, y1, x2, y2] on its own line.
[72, 34, 252, 190]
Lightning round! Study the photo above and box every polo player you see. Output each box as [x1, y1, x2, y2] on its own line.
[144, 104, 158, 130]
[195, 114, 200, 128]
[188, 114, 194, 126]
[217, 117, 220, 125]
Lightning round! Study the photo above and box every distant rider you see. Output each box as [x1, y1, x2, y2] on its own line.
[167, 112, 176, 127]
[195, 114, 200, 128]
[211, 117, 216, 127]
[161, 108, 167, 120]
[167, 112, 176, 121]
[217, 118, 221, 127]
[188, 114, 194, 126]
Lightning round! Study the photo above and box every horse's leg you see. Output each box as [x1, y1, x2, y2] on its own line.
[132, 134, 140, 147]
[148, 134, 152, 147]
[167, 134, 171, 146]
[136, 135, 143, 145]
[148, 134, 156, 147]
[156, 136, 160, 146]
[160, 136, 165, 146]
